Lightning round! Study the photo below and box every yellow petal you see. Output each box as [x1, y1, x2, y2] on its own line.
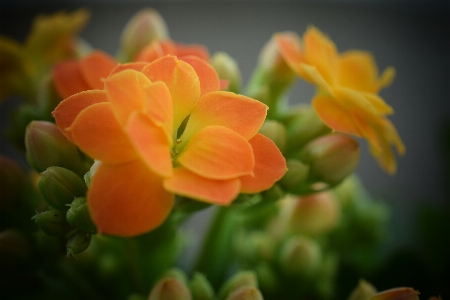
[180, 91, 268, 145]
[70, 102, 137, 164]
[163, 167, 240, 205]
[88, 160, 174, 236]
[178, 125, 254, 180]
[126, 112, 172, 177]
[338, 50, 381, 93]
[180, 55, 220, 96]
[239, 133, 287, 193]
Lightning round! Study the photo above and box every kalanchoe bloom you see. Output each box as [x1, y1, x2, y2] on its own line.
[0, 9, 90, 102]
[52, 50, 117, 99]
[133, 39, 210, 62]
[53, 55, 286, 236]
[276, 27, 405, 174]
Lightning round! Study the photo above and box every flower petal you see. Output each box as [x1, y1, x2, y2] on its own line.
[275, 32, 304, 72]
[312, 95, 362, 137]
[109, 62, 148, 75]
[175, 42, 210, 61]
[53, 89, 108, 142]
[134, 40, 176, 62]
[362, 93, 394, 116]
[70, 102, 137, 163]
[180, 55, 220, 96]
[104, 69, 151, 126]
[79, 50, 117, 90]
[126, 112, 172, 177]
[178, 125, 254, 180]
[52, 60, 90, 99]
[88, 161, 174, 236]
[239, 133, 287, 193]
[163, 167, 240, 205]
[180, 91, 268, 144]
[142, 55, 200, 129]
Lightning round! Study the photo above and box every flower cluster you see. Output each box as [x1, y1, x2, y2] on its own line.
[0, 7, 436, 300]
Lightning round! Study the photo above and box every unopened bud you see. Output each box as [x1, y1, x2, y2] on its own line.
[66, 197, 96, 233]
[38, 166, 87, 210]
[67, 231, 91, 256]
[148, 275, 192, 300]
[218, 271, 258, 300]
[25, 121, 88, 176]
[32, 209, 71, 236]
[119, 8, 169, 62]
[283, 105, 331, 153]
[225, 286, 263, 300]
[288, 192, 340, 236]
[278, 159, 309, 192]
[211, 52, 242, 93]
[259, 120, 286, 153]
[368, 287, 420, 300]
[0, 155, 25, 211]
[348, 279, 377, 300]
[279, 235, 321, 277]
[258, 35, 295, 84]
[300, 133, 360, 186]
[190, 272, 215, 300]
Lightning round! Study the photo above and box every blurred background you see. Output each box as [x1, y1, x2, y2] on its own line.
[1, 0, 449, 297]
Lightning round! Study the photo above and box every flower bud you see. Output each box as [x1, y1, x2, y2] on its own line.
[190, 272, 215, 300]
[300, 133, 360, 186]
[287, 192, 340, 236]
[148, 275, 192, 300]
[278, 159, 309, 192]
[38, 166, 87, 210]
[348, 279, 377, 300]
[218, 271, 258, 300]
[234, 231, 275, 263]
[258, 35, 295, 84]
[368, 287, 419, 300]
[211, 52, 242, 93]
[279, 235, 321, 277]
[119, 8, 169, 62]
[283, 105, 331, 153]
[225, 286, 263, 300]
[66, 197, 96, 233]
[32, 209, 71, 236]
[0, 155, 25, 212]
[66, 231, 91, 256]
[25, 121, 88, 176]
[258, 120, 286, 153]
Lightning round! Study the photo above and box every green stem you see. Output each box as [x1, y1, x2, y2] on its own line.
[193, 206, 237, 289]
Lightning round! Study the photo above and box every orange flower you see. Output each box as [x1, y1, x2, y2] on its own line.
[53, 55, 286, 236]
[276, 27, 405, 174]
[133, 39, 210, 62]
[52, 50, 117, 99]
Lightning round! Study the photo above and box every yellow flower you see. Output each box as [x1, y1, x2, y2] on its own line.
[276, 27, 405, 174]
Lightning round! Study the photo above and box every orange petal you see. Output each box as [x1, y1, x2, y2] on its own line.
[180, 55, 220, 96]
[133, 40, 176, 62]
[239, 133, 287, 193]
[142, 55, 200, 129]
[79, 50, 117, 90]
[180, 91, 268, 144]
[163, 167, 240, 205]
[52, 60, 90, 99]
[143, 81, 174, 142]
[109, 62, 148, 76]
[338, 50, 380, 93]
[52, 89, 108, 142]
[70, 102, 137, 164]
[178, 125, 254, 180]
[275, 32, 304, 73]
[299, 64, 334, 95]
[312, 95, 362, 137]
[88, 161, 174, 236]
[362, 93, 394, 116]
[126, 112, 172, 177]
[104, 69, 151, 126]
[175, 42, 210, 61]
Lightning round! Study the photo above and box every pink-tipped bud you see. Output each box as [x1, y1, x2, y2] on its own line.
[211, 52, 242, 93]
[225, 286, 264, 300]
[119, 9, 169, 62]
[279, 235, 321, 277]
[348, 279, 378, 300]
[368, 287, 420, 300]
[148, 275, 192, 300]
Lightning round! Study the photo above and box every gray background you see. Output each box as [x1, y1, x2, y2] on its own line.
[1, 0, 449, 251]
